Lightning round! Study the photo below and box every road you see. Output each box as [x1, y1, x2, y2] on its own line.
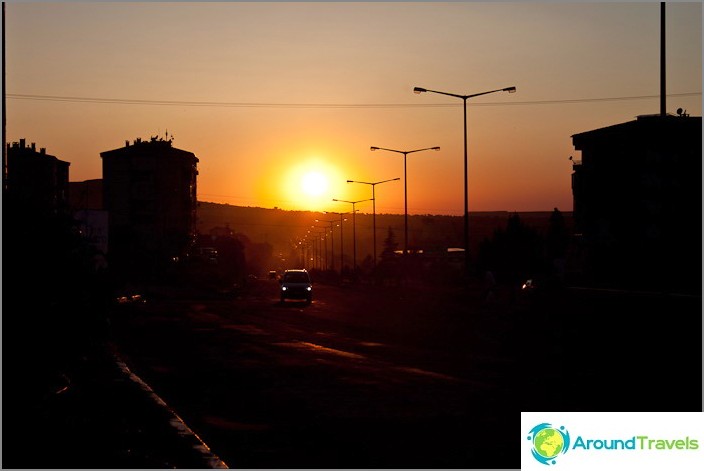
[110, 277, 701, 469]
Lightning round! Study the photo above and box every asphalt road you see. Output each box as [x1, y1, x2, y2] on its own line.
[110, 277, 701, 469]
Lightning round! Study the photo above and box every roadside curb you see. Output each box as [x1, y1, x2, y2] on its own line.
[113, 355, 229, 469]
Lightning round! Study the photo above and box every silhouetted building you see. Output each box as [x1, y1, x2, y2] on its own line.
[5, 139, 70, 215]
[62, 179, 109, 271]
[69, 178, 103, 211]
[101, 137, 199, 278]
[571, 113, 702, 293]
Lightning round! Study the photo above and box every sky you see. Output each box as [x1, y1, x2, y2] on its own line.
[5, 1, 702, 215]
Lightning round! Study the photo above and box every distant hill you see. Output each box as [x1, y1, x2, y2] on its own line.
[67, 180, 572, 274]
[196, 201, 573, 264]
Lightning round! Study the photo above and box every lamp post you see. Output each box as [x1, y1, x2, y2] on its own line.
[325, 211, 347, 273]
[413, 85, 516, 275]
[304, 230, 318, 269]
[305, 229, 324, 270]
[296, 239, 307, 268]
[316, 218, 338, 271]
[332, 198, 372, 273]
[311, 225, 330, 270]
[347, 177, 400, 268]
[370, 146, 439, 256]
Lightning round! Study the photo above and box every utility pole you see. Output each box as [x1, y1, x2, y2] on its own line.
[660, 2, 666, 116]
[3, 2, 7, 193]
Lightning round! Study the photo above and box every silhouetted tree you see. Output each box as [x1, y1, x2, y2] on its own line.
[477, 213, 544, 289]
[381, 227, 399, 260]
[3, 201, 111, 407]
[545, 207, 570, 283]
[546, 207, 569, 261]
[212, 235, 246, 283]
[359, 254, 374, 277]
[246, 241, 274, 276]
[376, 227, 402, 285]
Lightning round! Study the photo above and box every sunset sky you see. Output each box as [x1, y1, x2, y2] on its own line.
[5, 1, 702, 215]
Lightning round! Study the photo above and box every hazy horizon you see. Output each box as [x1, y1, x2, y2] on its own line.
[194, 198, 572, 217]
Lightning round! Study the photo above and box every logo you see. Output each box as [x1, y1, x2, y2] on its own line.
[527, 423, 571, 465]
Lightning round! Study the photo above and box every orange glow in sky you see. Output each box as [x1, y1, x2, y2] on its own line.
[5, 2, 702, 215]
[272, 156, 345, 212]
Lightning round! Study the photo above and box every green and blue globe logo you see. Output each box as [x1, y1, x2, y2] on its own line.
[527, 423, 571, 465]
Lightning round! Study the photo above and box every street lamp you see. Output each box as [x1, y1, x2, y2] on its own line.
[325, 211, 348, 273]
[413, 85, 516, 275]
[315, 218, 338, 271]
[296, 239, 308, 268]
[347, 177, 400, 268]
[370, 146, 439, 255]
[311, 225, 330, 270]
[304, 230, 319, 269]
[332, 198, 373, 273]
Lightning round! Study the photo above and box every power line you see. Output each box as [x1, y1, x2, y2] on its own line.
[6, 92, 701, 109]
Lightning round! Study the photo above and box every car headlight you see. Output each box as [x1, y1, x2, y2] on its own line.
[281, 286, 287, 291]
[306, 286, 312, 291]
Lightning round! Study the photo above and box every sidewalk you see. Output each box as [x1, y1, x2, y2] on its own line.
[2, 345, 228, 469]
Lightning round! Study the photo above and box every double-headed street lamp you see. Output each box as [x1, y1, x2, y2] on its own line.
[413, 85, 516, 275]
[347, 177, 400, 268]
[332, 198, 372, 273]
[370, 146, 439, 256]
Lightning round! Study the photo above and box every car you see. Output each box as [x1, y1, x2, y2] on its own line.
[279, 269, 312, 304]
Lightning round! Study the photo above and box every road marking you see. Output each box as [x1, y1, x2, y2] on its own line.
[272, 341, 470, 385]
[274, 341, 366, 360]
[224, 324, 268, 335]
[394, 366, 460, 382]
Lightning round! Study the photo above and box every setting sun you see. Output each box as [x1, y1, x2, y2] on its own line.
[301, 171, 329, 196]
[273, 157, 346, 212]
